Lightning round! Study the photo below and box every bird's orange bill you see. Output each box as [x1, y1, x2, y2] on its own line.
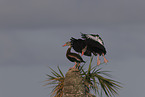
[62, 44, 66, 47]
[81, 51, 84, 56]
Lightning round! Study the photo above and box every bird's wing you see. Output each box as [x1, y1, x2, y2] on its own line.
[68, 54, 81, 62]
[81, 33, 104, 45]
[86, 39, 106, 54]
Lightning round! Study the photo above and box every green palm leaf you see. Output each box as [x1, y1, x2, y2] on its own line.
[80, 56, 122, 97]
[44, 66, 64, 97]
[57, 66, 64, 77]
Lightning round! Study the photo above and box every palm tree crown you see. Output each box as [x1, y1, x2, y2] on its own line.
[44, 57, 122, 97]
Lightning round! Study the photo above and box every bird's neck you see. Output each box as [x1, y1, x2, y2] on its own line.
[67, 46, 71, 54]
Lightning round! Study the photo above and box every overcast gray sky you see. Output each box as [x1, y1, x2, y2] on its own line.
[0, 0, 145, 97]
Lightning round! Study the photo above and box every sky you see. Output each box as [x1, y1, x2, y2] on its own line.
[0, 0, 145, 97]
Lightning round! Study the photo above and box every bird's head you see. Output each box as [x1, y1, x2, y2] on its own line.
[62, 41, 71, 47]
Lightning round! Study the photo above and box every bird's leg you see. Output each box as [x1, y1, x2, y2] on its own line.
[77, 63, 81, 69]
[81, 46, 87, 56]
[70, 62, 79, 71]
[102, 53, 108, 63]
[97, 54, 101, 65]
[71, 62, 77, 69]
[81, 52, 84, 56]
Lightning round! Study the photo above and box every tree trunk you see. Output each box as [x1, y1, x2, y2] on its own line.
[63, 68, 86, 97]
[63, 68, 96, 97]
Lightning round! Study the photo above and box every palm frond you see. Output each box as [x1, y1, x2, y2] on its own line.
[49, 67, 62, 77]
[57, 66, 64, 77]
[44, 66, 64, 97]
[80, 56, 122, 97]
[95, 74, 122, 97]
[88, 56, 94, 73]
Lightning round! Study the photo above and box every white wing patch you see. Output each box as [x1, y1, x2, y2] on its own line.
[86, 35, 104, 45]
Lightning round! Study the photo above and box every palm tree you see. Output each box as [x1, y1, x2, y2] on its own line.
[44, 57, 122, 97]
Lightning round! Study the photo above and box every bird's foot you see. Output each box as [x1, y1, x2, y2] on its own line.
[69, 67, 79, 71]
[69, 66, 75, 70]
[97, 55, 101, 66]
[97, 59, 101, 66]
[69, 62, 77, 69]
[104, 57, 108, 63]
[102, 53, 108, 64]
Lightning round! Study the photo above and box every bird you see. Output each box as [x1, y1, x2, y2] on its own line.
[70, 37, 92, 56]
[63, 42, 85, 69]
[63, 37, 91, 56]
[81, 33, 108, 65]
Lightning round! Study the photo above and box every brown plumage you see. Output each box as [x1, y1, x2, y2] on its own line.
[63, 45, 85, 69]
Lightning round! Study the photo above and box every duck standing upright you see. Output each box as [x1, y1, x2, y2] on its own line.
[63, 42, 85, 69]
[81, 33, 108, 65]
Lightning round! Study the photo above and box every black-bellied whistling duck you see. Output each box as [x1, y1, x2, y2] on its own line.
[81, 33, 108, 65]
[70, 37, 91, 56]
[63, 42, 85, 69]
